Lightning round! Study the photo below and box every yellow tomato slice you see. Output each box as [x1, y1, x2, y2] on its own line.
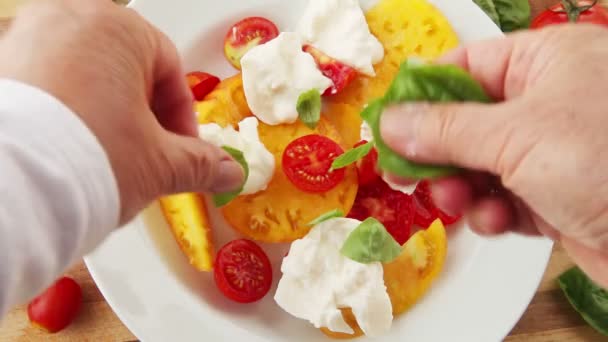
[221, 118, 359, 243]
[327, 0, 460, 110]
[321, 219, 447, 338]
[383, 219, 448, 315]
[159, 193, 214, 271]
[322, 103, 363, 149]
[195, 74, 250, 127]
[320, 308, 364, 339]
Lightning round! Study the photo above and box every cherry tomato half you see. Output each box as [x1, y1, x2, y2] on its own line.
[348, 177, 414, 245]
[214, 239, 272, 303]
[303, 45, 357, 96]
[224, 17, 280, 69]
[27, 277, 82, 333]
[186, 71, 220, 101]
[282, 134, 346, 193]
[531, 0, 608, 28]
[353, 140, 379, 186]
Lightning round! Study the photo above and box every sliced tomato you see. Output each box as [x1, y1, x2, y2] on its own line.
[224, 17, 279, 69]
[348, 177, 414, 245]
[186, 71, 220, 101]
[413, 180, 461, 227]
[303, 45, 357, 96]
[282, 134, 346, 193]
[353, 140, 379, 186]
[214, 239, 272, 303]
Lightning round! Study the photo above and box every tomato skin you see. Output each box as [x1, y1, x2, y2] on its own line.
[214, 239, 272, 303]
[27, 277, 82, 333]
[348, 177, 414, 245]
[413, 180, 461, 227]
[224, 17, 280, 69]
[531, 1, 608, 28]
[282, 134, 346, 193]
[186, 72, 220, 101]
[303, 45, 357, 96]
[353, 140, 380, 186]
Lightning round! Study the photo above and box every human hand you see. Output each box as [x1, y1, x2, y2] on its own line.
[380, 24, 608, 287]
[0, 0, 244, 223]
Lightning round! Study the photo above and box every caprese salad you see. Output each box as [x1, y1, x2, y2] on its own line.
[160, 0, 467, 338]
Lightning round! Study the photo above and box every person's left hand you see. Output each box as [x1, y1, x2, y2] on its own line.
[0, 0, 244, 223]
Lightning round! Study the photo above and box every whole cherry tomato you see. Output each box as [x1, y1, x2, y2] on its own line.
[27, 277, 82, 333]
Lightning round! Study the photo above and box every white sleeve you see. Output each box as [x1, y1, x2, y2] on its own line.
[0, 79, 120, 315]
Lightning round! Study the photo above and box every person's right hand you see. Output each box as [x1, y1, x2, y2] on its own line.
[380, 24, 608, 287]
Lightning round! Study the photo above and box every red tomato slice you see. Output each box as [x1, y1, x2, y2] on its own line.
[348, 178, 414, 245]
[353, 140, 379, 186]
[224, 17, 280, 69]
[186, 71, 220, 101]
[214, 239, 272, 303]
[282, 134, 346, 193]
[413, 180, 461, 227]
[303, 45, 357, 96]
[27, 277, 82, 333]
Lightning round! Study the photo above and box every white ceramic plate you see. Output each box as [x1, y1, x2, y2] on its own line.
[85, 1, 554, 341]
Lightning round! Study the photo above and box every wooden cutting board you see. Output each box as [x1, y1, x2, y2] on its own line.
[0, 0, 607, 341]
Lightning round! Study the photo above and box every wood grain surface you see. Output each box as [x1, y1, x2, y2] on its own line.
[1, 0, 608, 341]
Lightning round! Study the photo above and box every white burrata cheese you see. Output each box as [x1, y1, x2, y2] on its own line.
[296, 0, 384, 76]
[240, 32, 332, 125]
[274, 217, 393, 337]
[198, 117, 274, 195]
[360, 121, 418, 194]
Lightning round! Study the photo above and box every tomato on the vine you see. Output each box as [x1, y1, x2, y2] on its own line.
[214, 239, 272, 303]
[531, 0, 608, 28]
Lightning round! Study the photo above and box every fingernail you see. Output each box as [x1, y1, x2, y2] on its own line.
[211, 160, 245, 193]
[380, 104, 427, 157]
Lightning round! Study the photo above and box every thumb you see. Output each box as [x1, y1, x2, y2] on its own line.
[159, 133, 245, 195]
[379, 101, 520, 174]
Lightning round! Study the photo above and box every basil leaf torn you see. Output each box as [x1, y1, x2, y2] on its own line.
[297, 89, 322, 129]
[212, 146, 249, 207]
[361, 58, 491, 179]
[558, 266, 608, 336]
[307, 209, 345, 226]
[331, 141, 373, 171]
[473, 0, 530, 32]
[340, 217, 401, 264]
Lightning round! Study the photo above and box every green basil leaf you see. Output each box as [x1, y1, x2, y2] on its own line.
[297, 89, 322, 129]
[473, 0, 530, 32]
[307, 209, 345, 226]
[558, 267, 608, 336]
[340, 217, 402, 264]
[212, 146, 249, 207]
[331, 141, 373, 171]
[361, 58, 491, 179]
